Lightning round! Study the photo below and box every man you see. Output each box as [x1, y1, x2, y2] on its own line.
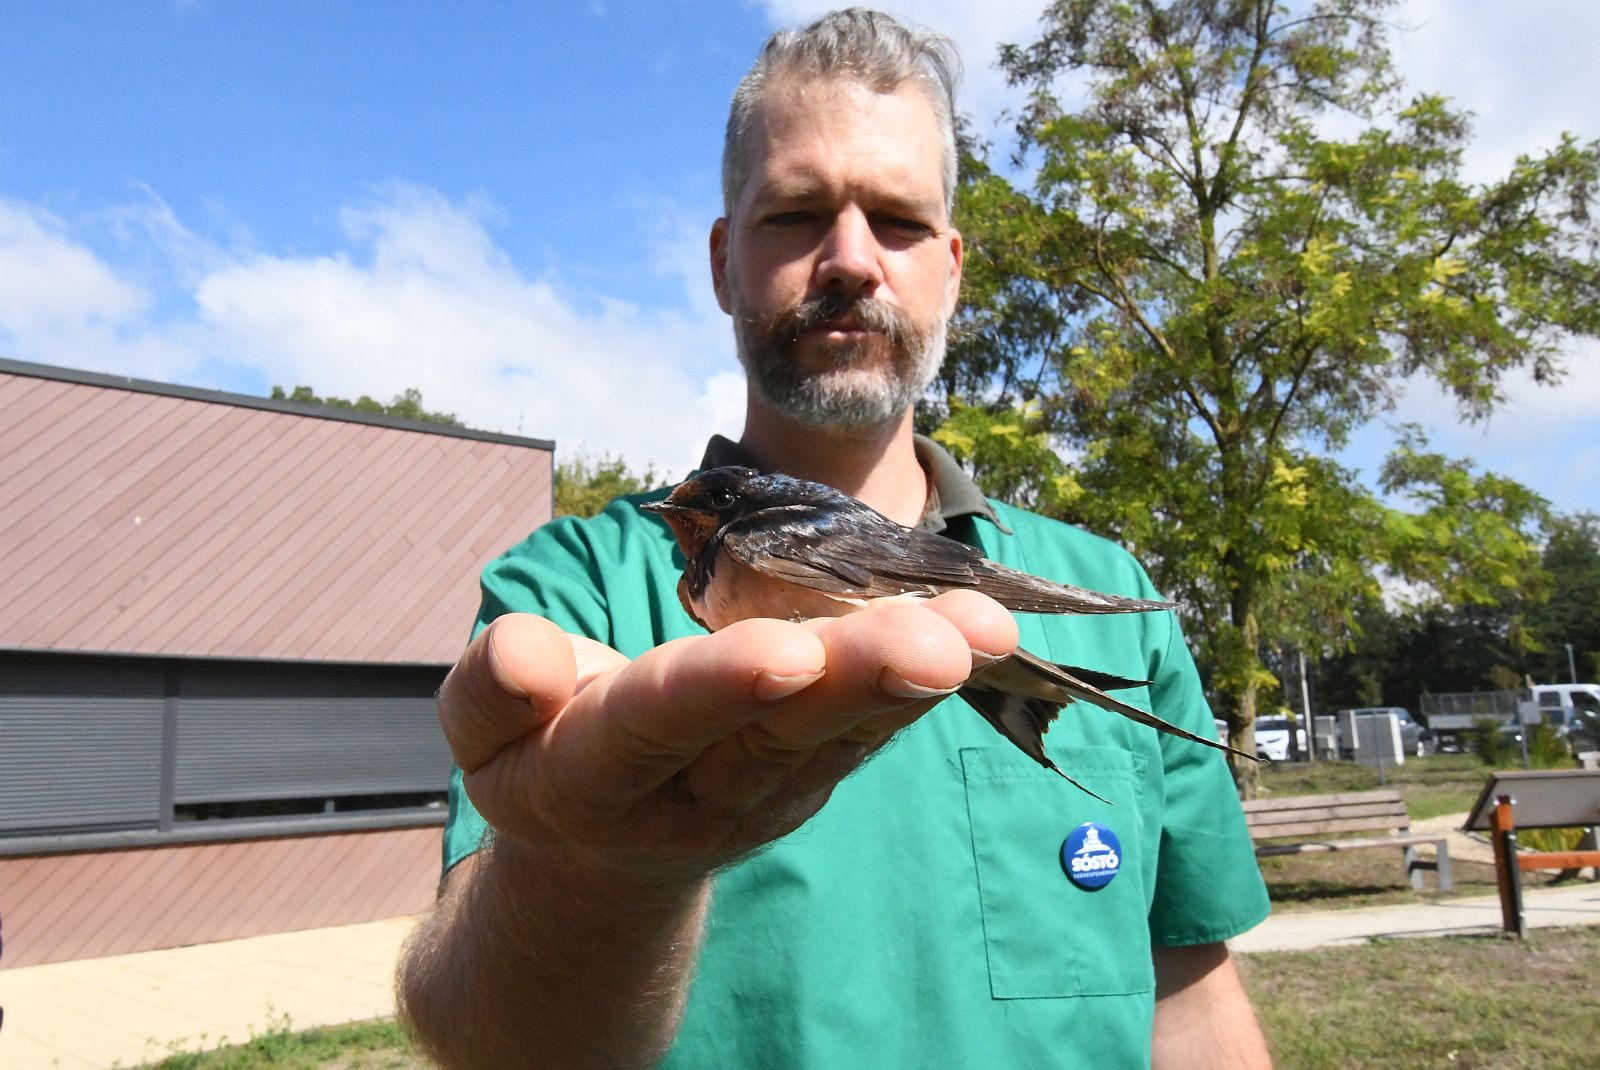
[398, 10, 1272, 1068]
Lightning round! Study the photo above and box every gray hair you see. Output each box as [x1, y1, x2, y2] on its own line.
[721, 8, 962, 219]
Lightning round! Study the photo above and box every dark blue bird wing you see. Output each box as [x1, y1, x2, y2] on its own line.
[721, 505, 1174, 615]
[720, 506, 984, 599]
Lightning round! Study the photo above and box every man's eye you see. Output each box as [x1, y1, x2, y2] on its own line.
[765, 211, 814, 226]
[880, 216, 933, 237]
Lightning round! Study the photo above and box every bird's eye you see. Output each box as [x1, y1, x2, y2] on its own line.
[706, 488, 737, 510]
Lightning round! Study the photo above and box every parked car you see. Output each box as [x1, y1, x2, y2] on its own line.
[1338, 706, 1428, 757]
[1254, 715, 1307, 761]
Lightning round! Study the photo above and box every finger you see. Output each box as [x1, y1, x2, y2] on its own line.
[439, 614, 586, 773]
[549, 617, 830, 800]
[918, 588, 1020, 669]
[757, 600, 975, 744]
[678, 602, 974, 813]
[569, 633, 631, 691]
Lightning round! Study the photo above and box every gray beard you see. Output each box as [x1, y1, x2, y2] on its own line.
[732, 291, 946, 430]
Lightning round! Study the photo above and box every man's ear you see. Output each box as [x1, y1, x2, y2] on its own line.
[944, 227, 964, 317]
[710, 217, 733, 314]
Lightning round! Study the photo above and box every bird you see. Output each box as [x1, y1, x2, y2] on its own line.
[641, 466, 1255, 797]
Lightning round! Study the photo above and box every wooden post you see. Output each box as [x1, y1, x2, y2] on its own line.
[1490, 795, 1525, 938]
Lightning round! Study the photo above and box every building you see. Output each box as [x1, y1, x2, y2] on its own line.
[0, 357, 553, 967]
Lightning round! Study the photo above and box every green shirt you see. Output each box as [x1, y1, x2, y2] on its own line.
[443, 439, 1269, 1069]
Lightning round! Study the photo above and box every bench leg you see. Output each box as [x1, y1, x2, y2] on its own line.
[1491, 796, 1526, 938]
[1406, 844, 1423, 892]
[1436, 841, 1453, 893]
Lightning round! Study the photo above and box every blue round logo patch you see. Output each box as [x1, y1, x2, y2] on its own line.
[1061, 821, 1122, 891]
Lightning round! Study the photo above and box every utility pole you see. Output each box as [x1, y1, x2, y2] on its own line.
[1299, 650, 1315, 764]
[1568, 643, 1579, 684]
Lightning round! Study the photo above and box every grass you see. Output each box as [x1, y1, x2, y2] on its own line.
[1242, 926, 1600, 1069]
[136, 1018, 426, 1069]
[139, 930, 1600, 1070]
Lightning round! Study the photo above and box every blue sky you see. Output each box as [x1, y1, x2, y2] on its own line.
[2, 1, 1596, 515]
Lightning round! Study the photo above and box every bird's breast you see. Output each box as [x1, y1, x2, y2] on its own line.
[692, 553, 878, 631]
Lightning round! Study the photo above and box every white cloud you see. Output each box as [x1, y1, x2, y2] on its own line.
[1355, 333, 1600, 514]
[0, 199, 148, 334]
[0, 186, 744, 480]
[1389, 0, 1600, 184]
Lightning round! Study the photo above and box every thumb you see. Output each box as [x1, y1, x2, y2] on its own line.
[439, 614, 597, 772]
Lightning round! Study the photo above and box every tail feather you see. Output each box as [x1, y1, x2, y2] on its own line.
[958, 650, 1259, 781]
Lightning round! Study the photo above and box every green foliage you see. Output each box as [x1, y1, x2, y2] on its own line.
[554, 451, 660, 518]
[1527, 723, 1574, 769]
[1315, 515, 1597, 713]
[1519, 825, 1586, 854]
[941, 0, 1597, 788]
[270, 384, 462, 427]
[1469, 720, 1569, 770]
[929, 398, 1079, 513]
[1313, 592, 1539, 716]
[1470, 717, 1516, 767]
[1526, 513, 1600, 682]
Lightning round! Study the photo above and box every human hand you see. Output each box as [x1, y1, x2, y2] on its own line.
[437, 590, 1018, 882]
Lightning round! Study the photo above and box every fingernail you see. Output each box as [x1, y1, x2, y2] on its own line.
[878, 669, 961, 700]
[753, 668, 826, 702]
[485, 632, 530, 699]
[969, 649, 1008, 668]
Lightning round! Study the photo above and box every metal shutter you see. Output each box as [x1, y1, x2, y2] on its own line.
[173, 662, 450, 803]
[0, 657, 164, 833]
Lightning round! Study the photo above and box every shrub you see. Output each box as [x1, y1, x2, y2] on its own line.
[1527, 723, 1572, 769]
[1470, 718, 1515, 766]
[1518, 825, 1586, 853]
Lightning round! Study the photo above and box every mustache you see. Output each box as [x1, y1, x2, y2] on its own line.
[767, 293, 918, 349]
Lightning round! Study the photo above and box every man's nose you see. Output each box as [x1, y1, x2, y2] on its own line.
[814, 210, 883, 295]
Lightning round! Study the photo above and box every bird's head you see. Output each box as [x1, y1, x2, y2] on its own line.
[641, 466, 843, 555]
[640, 466, 760, 555]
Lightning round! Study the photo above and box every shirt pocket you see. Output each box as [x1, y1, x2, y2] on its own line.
[961, 744, 1154, 1000]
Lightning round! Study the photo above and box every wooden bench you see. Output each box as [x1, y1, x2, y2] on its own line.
[1243, 788, 1453, 892]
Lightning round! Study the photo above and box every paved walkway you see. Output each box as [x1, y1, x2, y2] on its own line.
[1232, 880, 1600, 953]
[3, 881, 1598, 1068]
[1, 918, 413, 1069]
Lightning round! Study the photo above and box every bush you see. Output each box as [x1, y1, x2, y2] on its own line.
[1518, 825, 1587, 853]
[1528, 723, 1572, 768]
[1470, 717, 1515, 766]
[1470, 720, 1573, 769]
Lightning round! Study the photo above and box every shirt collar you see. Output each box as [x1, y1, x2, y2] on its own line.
[696, 433, 1010, 535]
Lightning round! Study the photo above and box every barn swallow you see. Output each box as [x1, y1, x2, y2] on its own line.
[642, 466, 1252, 796]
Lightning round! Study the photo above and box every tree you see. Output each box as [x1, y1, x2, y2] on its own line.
[940, 0, 1596, 791]
[554, 451, 660, 519]
[270, 384, 462, 427]
[1525, 513, 1600, 682]
[1314, 595, 1532, 714]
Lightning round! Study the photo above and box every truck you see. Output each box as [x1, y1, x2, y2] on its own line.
[1419, 683, 1600, 753]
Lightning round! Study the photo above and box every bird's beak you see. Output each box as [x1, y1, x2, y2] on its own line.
[640, 500, 673, 514]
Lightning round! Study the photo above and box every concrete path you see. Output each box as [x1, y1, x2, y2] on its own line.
[0, 918, 413, 1069]
[3, 884, 1599, 1069]
[1231, 880, 1600, 953]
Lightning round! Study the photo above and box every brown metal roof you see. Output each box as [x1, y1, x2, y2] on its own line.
[0, 359, 553, 664]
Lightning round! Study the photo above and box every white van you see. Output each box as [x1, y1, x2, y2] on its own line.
[1532, 683, 1600, 747]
